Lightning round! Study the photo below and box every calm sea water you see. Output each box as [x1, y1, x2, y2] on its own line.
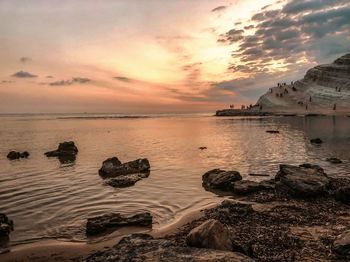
[0, 114, 349, 246]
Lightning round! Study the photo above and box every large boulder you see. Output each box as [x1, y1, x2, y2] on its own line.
[186, 219, 232, 251]
[86, 212, 152, 236]
[275, 164, 330, 198]
[45, 141, 78, 161]
[99, 157, 150, 178]
[202, 169, 242, 191]
[0, 214, 14, 238]
[333, 230, 350, 255]
[7, 151, 29, 160]
[87, 234, 254, 262]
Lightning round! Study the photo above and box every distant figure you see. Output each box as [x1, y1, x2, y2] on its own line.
[230, 104, 234, 109]
[333, 104, 336, 110]
[338, 87, 341, 92]
[309, 96, 312, 102]
[292, 86, 297, 91]
[291, 81, 294, 85]
[280, 93, 283, 98]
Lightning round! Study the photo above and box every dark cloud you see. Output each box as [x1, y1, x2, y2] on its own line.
[20, 57, 32, 63]
[219, 0, 350, 74]
[49, 77, 91, 86]
[12, 70, 37, 78]
[211, 6, 227, 12]
[113, 76, 131, 82]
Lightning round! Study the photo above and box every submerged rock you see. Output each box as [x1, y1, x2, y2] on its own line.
[266, 130, 279, 133]
[99, 157, 150, 178]
[202, 169, 242, 191]
[45, 141, 78, 159]
[7, 151, 29, 160]
[186, 219, 232, 251]
[87, 233, 254, 262]
[275, 164, 329, 198]
[326, 157, 342, 164]
[0, 214, 14, 238]
[333, 230, 350, 255]
[310, 138, 323, 144]
[105, 173, 150, 188]
[233, 180, 275, 195]
[86, 212, 152, 236]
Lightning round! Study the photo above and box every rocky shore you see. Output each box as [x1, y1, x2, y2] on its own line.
[86, 163, 350, 262]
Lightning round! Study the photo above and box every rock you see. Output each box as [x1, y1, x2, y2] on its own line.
[335, 186, 350, 205]
[266, 130, 279, 133]
[99, 157, 150, 178]
[105, 173, 150, 188]
[310, 138, 323, 144]
[202, 169, 242, 191]
[333, 230, 350, 255]
[298, 163, 325, 173]
[326, 157, 342, 164]
[186, 219, 232, 251]
[87, 233, 254, 262]
[0, 214, 14, 237]
[233, 180, 275, 195]
[86, 212, 152, 236]
[219, 200, 254, 216]
[249, 173, 270, 177]
[275, 164, 330, 198]
[7, 151, 29, 160]
[199, 146, 207, 150]
[45, 141, 78, 159]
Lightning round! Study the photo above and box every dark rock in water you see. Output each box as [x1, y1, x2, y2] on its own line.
[333, 230, 350, 255]
[45, 141, 78, 159]
[86, 233, 254, 262]
[326, 157, 342, 164]
[275, 164, 329, 198]
[7, 151, 29, 160]
[233, 180, 275, 195]
[266, 130, 279, 133]
[249, 173, 270, 177]
[99, 157, 150, 178]
[86, 212, 152, 236]
[202, 169, 242, 191]
[58, 154, 76, 164]
[0, 214, 14, 237]
[186, 219, 232, 251]
[199, 146, 207, 150]
[310, 138, 323, 144]
[335, 186, 350, 205]
[105, 173, 150, 188]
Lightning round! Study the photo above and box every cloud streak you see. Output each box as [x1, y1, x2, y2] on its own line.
[12, 71, 37, 78]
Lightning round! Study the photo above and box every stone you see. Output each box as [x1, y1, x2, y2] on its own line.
[333, 230, 350, 255]
[105, 173, 150, 188]
[186, 219, 232, 251]
[310, 138, 323, 144]
[99, 157, 150, 178]
[0, 214, 14, 237]
[233, 180, 275, 195]
[86, 233, 254, 262]
[199, 146, 207, 150]
[275, 164, 330, 198]
[266, 130, 279, 133]
[202, 169, 242, 191]
[86, 212, 152, 236]
[335, 186, 350, 205]
[7, 151, 29, 160]
[45, 141, 78, 159]
[326, 157, 342, 164]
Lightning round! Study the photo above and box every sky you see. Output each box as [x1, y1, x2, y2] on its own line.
[0, 0, 349, 113]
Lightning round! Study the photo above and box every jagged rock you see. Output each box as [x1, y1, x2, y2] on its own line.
[105, 173, 150, 188]
[335, 186, 350, 205]
[233, 180, 275, 195]
[45, 141, 78, 159]
[7, 151, 29, 160]
[186, 219, 232, 251]
[99, 157, 150, 178]
[275, 164, 329, 198]
[310, 138, 323, 144]
[333, 230, 350, 255]
[326, 157, 342, 164]
[86, 233, 254, 262]
[202, 169, 242, 191]
[86, 212, 152, 236]
[0, 214, 14, 237]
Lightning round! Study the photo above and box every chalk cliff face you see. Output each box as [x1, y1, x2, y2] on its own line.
[257, 53, 350, 114]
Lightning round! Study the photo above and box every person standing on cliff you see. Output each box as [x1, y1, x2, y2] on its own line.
[309, 96, 312, 102]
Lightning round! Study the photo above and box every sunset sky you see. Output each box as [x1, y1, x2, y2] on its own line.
[1, 0, 349, 113]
